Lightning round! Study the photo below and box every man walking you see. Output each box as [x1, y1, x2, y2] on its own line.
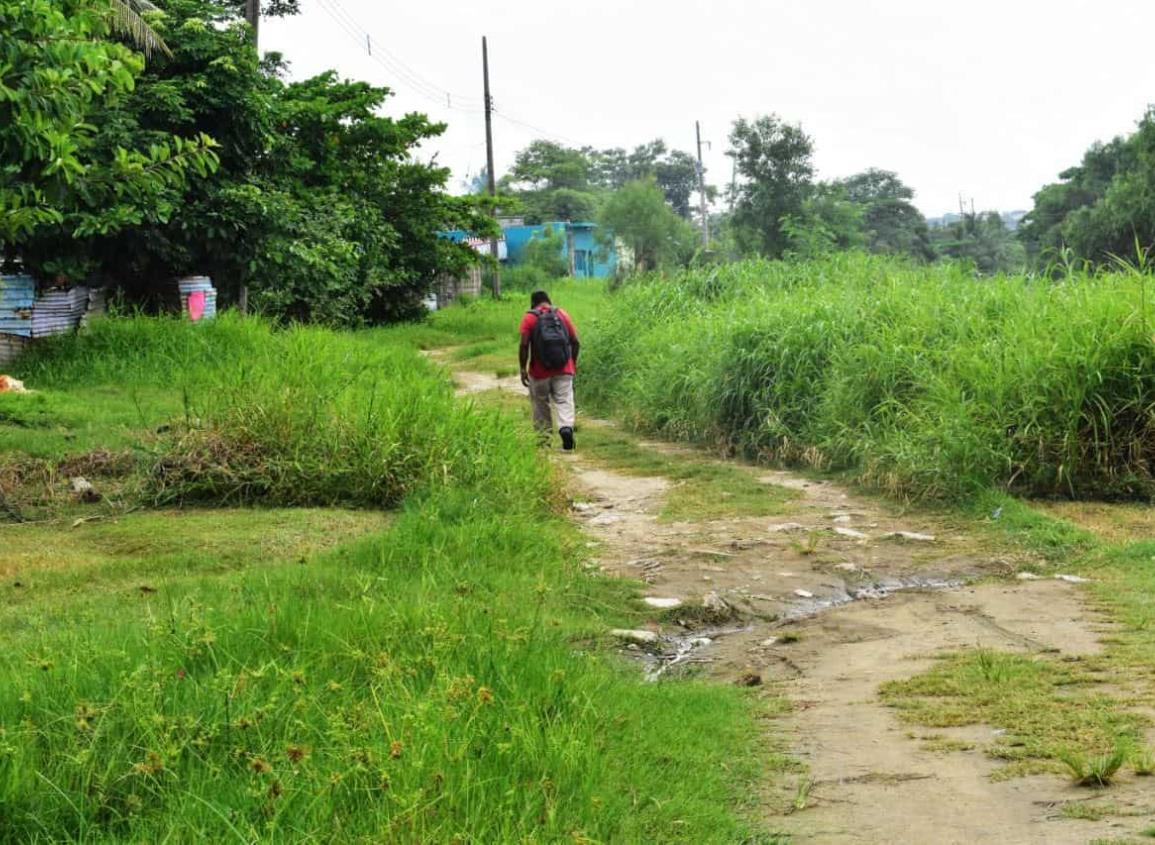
[519, 290, 580, 450]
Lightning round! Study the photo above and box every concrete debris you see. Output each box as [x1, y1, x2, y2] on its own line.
[610, 629, 659, 645]
[768, 522, 807, 533]
[643, 597, 683, 609]
[881, 531, 936, 542]
[702, 590, 733, 616]
[1055, 574, 1092, 584]
[834, 526, 869, 540]
[69, 477, 101, 503]
[793, 589, 815, 599]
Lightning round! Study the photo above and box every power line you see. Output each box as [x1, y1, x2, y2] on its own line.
[314, 0, 484, 112]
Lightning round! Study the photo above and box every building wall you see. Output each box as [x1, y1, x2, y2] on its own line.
[504, 222, 616, 278]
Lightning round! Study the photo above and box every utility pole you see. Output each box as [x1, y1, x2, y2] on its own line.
[245, 0, 259, 43]
[482, 36, 501, 298]
[239, 0, 259, 315]
[696, 121, 710, 250]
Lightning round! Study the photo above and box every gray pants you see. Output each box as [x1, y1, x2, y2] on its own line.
[529, 375, 575, 432]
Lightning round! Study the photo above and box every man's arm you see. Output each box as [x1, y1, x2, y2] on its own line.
[519, 337, 530, 387]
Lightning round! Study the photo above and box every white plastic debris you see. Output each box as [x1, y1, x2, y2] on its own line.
[760, 637, 780, 647]
[832, 514, 852, 524]
[1055, 574, 1092, 584]
[610, 629, 659, 645]
[1015, 572, 1043, 581]
[793, 589, 815, 599]
[834, 527, 868, 540]
[70, 477, 100, 503]
[881, 531, 936, 542]
[643, 597, 683, 609]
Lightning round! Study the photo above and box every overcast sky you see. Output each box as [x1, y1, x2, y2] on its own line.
[264, 0, 1155, 216]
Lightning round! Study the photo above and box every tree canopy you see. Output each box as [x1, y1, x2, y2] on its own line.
[4, 0, 492, 325]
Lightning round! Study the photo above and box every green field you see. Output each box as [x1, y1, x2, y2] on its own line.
[0, 309, 777, 842]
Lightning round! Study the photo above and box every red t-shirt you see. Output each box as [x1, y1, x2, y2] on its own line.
[520, 306, 578, 379]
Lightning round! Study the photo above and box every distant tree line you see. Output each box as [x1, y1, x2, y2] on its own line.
[497, 115, 1029, 276]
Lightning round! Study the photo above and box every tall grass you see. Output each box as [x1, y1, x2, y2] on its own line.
[0, 311, 773, 841]
[583, 253, 1155, 501]
[7, 315, 518, 508]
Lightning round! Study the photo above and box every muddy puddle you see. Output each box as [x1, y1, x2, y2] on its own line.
[633, 573, 969, 681]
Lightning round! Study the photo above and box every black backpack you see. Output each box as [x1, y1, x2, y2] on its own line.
[529, 307, 572, 370]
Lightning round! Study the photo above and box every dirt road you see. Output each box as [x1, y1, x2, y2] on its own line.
[448, 364, 1147, 844]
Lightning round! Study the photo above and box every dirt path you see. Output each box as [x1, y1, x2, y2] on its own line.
[446, 365, 1139, 844]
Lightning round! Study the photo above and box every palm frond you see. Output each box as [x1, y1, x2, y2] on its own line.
[105, 0, 172, 59]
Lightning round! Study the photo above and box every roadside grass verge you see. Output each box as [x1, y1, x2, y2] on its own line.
[582, 253, 1155, 503]
[0, 312, 777, 841]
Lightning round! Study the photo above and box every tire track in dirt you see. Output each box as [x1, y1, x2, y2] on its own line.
[443, 363, 1135, 844]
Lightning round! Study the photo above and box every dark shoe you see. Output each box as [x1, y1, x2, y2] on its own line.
[559, 426, 575, 451]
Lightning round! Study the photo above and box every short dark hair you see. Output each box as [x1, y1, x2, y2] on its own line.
[530, 290, 551, 307]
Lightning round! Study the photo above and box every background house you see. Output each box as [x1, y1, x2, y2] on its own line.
[503, 222, 615, 278]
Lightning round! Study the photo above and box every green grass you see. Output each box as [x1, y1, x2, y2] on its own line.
[880, 648, 1146, 782]
[581, 253, 1155, 503]
[0, 309, 778, 841]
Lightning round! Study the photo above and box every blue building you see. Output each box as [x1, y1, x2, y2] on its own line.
[440, 221, 616, 278]
[503, 222, 615, 278]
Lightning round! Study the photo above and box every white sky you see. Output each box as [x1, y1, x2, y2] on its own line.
[264, 0, 1155, 216]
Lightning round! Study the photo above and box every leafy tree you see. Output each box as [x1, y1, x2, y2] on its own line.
[499, 140, 599, 223]
[1020, 134, 1134, 264]
[930, 210, 1025, 274]
[599, 179, 694, 272]
[726, 115, 815, 258]
[781, 184, 864, 258]
[835, 169, 933, 260]
[87, 0, 490, 323]
[0, 0, 218, 280]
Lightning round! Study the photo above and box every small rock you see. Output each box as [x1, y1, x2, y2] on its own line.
[760, 637, 780, 647]
[1015, 572, 1042, 581]
[610, 629, 659, 645]
[70, 477, 101, 504]
[793, 589, 815, 599]
[1055, 574, 1092, 584]
[589, 513, 624, 527]
[834, 526, 868, 540]
[834, 563, 859, 572]
[736, 671, 762, 687]
[689, 637, 713, 648]
[768, 522, 806, 533]
[572, 502, 595, 513]
[643, 597, 682, 609]
[832, 514, 852, 525]
[702, 590, 733, 618]
[881, 531, 936, 542]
